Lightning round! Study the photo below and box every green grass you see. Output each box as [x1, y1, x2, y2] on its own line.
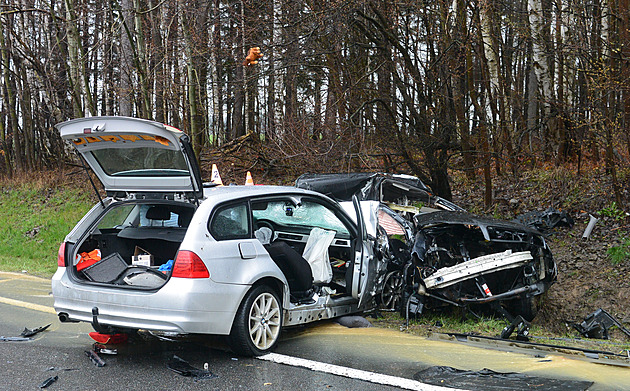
[0, 184, 93, 277]
[607, 237, 630, 265]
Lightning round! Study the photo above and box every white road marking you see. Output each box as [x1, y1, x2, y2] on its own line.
[0, 296, 56, 314]
[258, 352, 461, 391]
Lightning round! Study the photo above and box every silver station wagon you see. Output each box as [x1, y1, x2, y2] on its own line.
[52, 117, 411, 355]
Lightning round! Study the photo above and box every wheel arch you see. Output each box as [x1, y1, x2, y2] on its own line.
[252, 276, 287, 307]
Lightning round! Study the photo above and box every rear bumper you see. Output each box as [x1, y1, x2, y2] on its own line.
[52, 268, 248, 335]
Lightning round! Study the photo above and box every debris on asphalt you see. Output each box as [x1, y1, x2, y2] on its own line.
[38, 375, 58, 389]
[85, 349, 106, 367]
[414, 366, 594, 390]
[167, 355, 216, 380]
[0, 336, 31, 341]
[572, 308, 630, 340]
[93, 343, 117, 355]
[21, 323, 51, 337]
[335, 316, 372, 328]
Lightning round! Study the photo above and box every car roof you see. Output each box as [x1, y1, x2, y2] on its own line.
[201, 185, 333, 205]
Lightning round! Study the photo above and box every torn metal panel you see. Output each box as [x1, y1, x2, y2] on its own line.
[514, 207, 574, 234]
[21, 323, 51, 337]
[295, 172, 464, 212]
[414, 211, 543, 242]
[572, 308, 630, 340]
[423, 251, 533, 290]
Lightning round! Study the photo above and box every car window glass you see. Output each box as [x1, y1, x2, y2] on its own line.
[210, 203, 250, 240]
[139, 204, 180, 227]
[91, 147, 188, 177]
[97, 204, 135, 229]
[252, 200, 348, 235]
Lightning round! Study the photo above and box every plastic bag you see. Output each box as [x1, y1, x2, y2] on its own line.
[302, 228, 336, 284]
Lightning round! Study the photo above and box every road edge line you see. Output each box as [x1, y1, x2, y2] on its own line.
[257, 352, 461, 391]
[0, 295, 56, 314]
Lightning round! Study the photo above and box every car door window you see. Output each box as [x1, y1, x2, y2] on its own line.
[210, 203, 250, 240]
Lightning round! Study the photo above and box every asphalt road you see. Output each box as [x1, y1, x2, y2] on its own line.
[1, 272, 628, 391]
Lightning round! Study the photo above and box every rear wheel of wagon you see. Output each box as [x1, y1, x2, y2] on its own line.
[229, 285, 282, 356]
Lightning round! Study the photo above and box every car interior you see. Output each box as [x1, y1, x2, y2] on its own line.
[73, 202, 196, 286]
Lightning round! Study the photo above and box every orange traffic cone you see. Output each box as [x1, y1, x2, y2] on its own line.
[245, 171, 254, 186]
[211, 164, 223, 186]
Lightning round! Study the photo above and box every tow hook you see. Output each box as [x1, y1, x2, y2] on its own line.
[91, 307, 108, 333]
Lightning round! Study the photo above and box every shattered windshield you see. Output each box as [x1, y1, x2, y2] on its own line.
[252, 200, 349, 235]
[91, 147, 188, 177]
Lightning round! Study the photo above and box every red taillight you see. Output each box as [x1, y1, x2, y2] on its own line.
[172, 250, 209, 278]
[57, 242, 67, 267]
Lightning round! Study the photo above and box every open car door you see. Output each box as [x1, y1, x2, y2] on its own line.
[56, 116, 203, 198]
[350, 196, 376, 306]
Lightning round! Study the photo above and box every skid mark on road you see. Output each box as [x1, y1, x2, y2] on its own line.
[0, 295, 56, 314]
[258, 352, 461, 391]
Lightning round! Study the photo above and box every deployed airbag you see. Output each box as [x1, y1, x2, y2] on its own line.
[303, 228, 336, 284]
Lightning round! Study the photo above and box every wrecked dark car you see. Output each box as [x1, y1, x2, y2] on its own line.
[296, 173, 557, 321]
[411, 211, 556, 321]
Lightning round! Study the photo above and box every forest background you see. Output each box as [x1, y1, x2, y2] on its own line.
[1, 0, 629, 209]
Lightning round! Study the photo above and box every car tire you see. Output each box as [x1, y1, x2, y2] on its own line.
[379, 270, 403, 311]
[229, 285, 282, 356]
[510, 296, 540, 321]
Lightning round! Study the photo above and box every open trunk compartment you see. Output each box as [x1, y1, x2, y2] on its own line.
[70, 200, 195, 289]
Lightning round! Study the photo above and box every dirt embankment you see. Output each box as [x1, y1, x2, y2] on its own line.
[451, 166, 630, 339]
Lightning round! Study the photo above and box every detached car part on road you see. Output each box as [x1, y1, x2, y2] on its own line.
[296, 173, 557, 321]
[52, 117, 405, 356]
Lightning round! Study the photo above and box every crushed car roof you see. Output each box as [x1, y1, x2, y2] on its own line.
[295, 172, 463, 212]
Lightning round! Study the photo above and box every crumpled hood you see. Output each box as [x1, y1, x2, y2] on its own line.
[414, 211, 542, 236]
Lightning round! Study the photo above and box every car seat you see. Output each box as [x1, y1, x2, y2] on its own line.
[264, 241, 314, 303]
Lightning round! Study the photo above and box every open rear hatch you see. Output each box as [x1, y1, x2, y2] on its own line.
[56, 116, 203, 199]
[56, 117, 202, 289]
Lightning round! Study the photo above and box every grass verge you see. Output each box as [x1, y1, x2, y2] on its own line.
[0, 176, 94, 277]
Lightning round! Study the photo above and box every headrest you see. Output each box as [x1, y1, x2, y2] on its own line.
[146, 206, 171, 221]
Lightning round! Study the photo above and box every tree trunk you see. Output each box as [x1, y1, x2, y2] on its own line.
[528, 0, 553, 157]
[211, 0, 223, 144]
[119, 0, 134, 116]
[0, 13, 15, 176]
